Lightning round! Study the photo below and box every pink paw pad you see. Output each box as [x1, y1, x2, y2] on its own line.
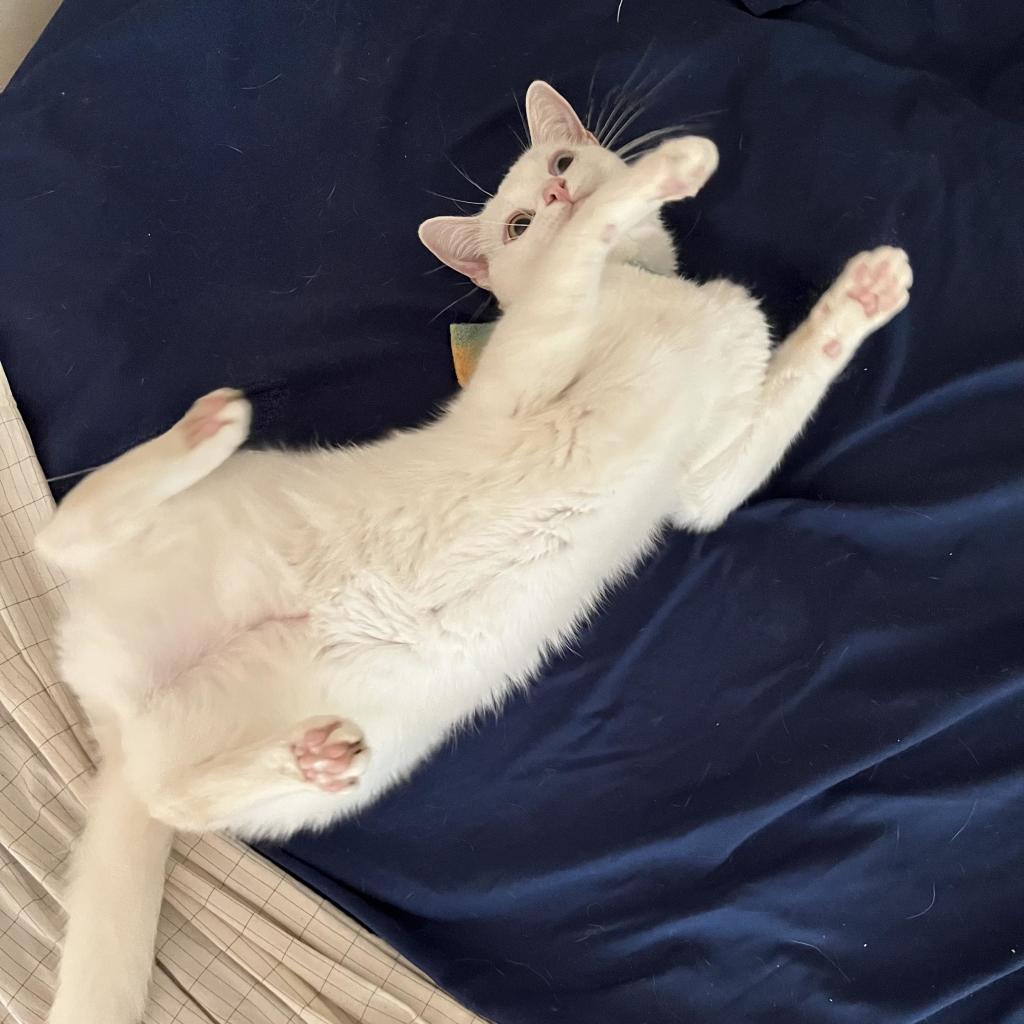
[822, 338, 843, 359]
[845, 258, 901, 318]
[657, 177, 690, 200]
[292, 721, 364, 793]
[181, 391, 240, 449]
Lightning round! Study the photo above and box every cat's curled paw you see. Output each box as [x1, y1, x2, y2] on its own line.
[634, 136, 719, 202]
[291, 716, 369, 793]
[178, 388, 251, 454]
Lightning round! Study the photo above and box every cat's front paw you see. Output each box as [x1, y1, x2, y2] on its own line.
[291, 717, 369, 792]
[633, 137, 719, 202]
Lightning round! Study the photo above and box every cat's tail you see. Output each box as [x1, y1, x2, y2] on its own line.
[49, 760, 173, 1024]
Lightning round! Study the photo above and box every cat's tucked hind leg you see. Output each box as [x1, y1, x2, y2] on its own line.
[145, 716, 369, 832]
[36, 388, 250, 573]
[677, 247, 912, 530]
[174, 388, 251, 472]
[293, 717, 369, 793]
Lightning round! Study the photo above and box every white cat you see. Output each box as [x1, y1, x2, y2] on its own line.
[38, 81, 911, 1024]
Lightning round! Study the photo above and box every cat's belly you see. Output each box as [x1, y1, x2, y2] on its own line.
[57, 592, 308, 716]
[55, 515, 309, 713]
[320, 465, 671, 704]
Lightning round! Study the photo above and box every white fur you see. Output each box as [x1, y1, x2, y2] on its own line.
[38, 80, 911, 1024]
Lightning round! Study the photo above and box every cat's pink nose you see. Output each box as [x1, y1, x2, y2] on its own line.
[543, 178, 572, 206]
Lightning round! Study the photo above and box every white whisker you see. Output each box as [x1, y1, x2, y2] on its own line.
[616, 109, 727, 157]
[468, 293, 495, 322]
[619, 45, 655, 98]
[592, 82, 624, 145]
[454, 217, 517, 227]
[45, 464, 103, 483]
[430, 285, 480, 323]
[591, 92, 613, 144]
[597, 50, 680, 148]
[605, 65, 680, 149]
[599, 95, 641, 148]
[623, 147, 662, 163]
[445, 156, 494, 198]
[596, 92, 622, 144]
[595, 44, 655, 143]
[585, 58, 603, 129]
[602, 101, 647, 151]
[596, 81, 640, 145]
[511, 89, 530, 142]
[616, 123, 697, 157]
[425, 189, 487, 209]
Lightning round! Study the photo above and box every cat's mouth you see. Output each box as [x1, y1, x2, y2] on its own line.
[566, 188, 594, 217]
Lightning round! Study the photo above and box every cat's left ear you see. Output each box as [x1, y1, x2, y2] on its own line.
[525, 81, 598, 146]
[419, 216, 491, 288]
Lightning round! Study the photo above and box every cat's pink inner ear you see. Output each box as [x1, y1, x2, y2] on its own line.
[418, 216, 490, 288]
[525, 81, 590, 145]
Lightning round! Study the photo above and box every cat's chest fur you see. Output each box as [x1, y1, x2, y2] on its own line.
[560, 266, 768, 449]
[288, 272, 767, 667]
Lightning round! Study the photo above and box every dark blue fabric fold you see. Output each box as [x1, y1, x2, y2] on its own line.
[2, 1, 1022, 1021]
[738, 0, 804, 14]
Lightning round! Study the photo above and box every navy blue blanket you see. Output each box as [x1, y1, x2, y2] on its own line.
[3, 2, 1023, 1022]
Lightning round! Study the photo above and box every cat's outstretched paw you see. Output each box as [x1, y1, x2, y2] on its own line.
[812, 247, 912, 361]
[179, 388, 251, 452]
[578, 137, 717, 246]
[839, 246, 912, 324]
[291, 717, 368, 793]
[633, 137, 719, 202]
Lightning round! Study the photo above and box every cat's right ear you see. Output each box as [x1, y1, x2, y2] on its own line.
[418, 216, 490, 289]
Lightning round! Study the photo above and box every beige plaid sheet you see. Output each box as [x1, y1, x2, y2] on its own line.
[0, 367, 488, 1024]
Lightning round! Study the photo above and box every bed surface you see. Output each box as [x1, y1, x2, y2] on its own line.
[2, 1, 1023, 1022]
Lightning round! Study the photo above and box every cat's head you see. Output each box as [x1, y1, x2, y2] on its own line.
[419, 81, 678, 308]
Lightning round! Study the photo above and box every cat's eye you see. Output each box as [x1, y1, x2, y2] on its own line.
[550, 152, 574, 175]
[505, 211, 534, 242]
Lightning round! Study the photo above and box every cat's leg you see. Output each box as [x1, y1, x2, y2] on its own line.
[141, 716, 368, 833]
[468, 138, 718, 411]
[36, 389, 250, 573]
[677, 247, 912, 530]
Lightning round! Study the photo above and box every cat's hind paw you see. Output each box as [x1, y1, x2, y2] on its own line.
[291, 717, 368, 793]
[818, 246, 912, 330]
[179, 388, 251, 453]
[811, 246, 912, 362]
[839, 246, 912, 324]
